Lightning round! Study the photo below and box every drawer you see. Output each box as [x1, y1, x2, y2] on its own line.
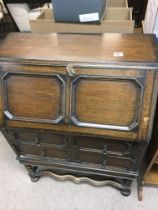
[79, 150, 135, 170]
[18, 143, 136, 171]
[14, 130, 66, 146]
[19, 144, 66, 160]
[73, 136, 132, 156]
[19, 144, 42, 156]
[6, 128, 140, 172]
[11, 129, 133, 156]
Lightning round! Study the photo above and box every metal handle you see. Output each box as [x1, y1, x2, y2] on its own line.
[66, 63, 75, 77]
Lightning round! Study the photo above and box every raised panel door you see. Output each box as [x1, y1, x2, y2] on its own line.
[69, 66, 155, 141]
[2, 72, 65, 124]
[71, 75, 142, 131]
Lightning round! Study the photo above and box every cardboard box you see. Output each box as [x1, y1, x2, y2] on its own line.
[106, 0, 128, 7]
[51, 0, 106, 22]
[30, 8, 134, 33]
[7, 3, 51, 32]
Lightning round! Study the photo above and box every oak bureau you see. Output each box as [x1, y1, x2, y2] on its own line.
[0, 33, 157, 198]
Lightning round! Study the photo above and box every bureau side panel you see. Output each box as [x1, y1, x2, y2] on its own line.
[0, 72, 3, 127]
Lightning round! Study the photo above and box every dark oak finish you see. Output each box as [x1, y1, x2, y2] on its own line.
[5, 128, 141, 171]
[5, 74, 64, 121]
[0, 33, 157, 62]
[72, 76, 141, 128]
[0, 33, 157, 198]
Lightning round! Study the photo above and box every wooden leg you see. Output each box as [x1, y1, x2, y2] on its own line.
[24, 165, 33, 174]
[121, 188, 131, 196]
[137, 176, 143, 201]
[24, 166, 133, 197]
[121, 180, 132, 197]
[25, 167, 133, 197]
[24, 165, 40, 182]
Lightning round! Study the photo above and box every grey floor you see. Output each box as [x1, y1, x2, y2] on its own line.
[0, 132, 158, 210]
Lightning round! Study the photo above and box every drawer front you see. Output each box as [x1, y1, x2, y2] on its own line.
[73, 136, 133, 156]
[20, 144, 66, 160]
[6, 129, 141, 172]
[79, 150, 135, 170]
[16, 130, 66, 146]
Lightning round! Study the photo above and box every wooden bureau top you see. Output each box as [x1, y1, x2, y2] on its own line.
[0, 33, 157, 64]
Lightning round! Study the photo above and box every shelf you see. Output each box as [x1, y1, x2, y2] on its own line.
[144, 164, 158, 185]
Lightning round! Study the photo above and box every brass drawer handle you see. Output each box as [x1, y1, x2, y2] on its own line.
[66, 63, 75, 77]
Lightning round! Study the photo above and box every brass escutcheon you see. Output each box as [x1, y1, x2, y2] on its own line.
[66, 63, 76, 77]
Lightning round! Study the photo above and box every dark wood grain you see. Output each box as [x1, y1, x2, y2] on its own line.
[6, 74, 62, 120]
[0, 33, 158, 199]
[0, 33, 157, 63]
[0, 66, 155, 142]
[4, 128, 141, 172]
[75, 78, 139, 126]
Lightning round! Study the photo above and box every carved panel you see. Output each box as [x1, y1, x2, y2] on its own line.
[70, 75, 143, 131]
[73, 136, 133, 156]
[2, 72, 65, 124]
[7, 129, 139, 172]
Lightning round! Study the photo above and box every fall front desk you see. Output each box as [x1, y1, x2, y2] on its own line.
[0, 33, 157, 199]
